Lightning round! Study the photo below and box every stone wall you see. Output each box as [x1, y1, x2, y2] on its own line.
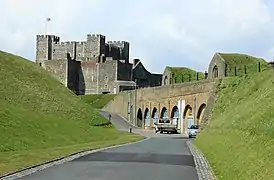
[200, 79, 222, 129]
[80, 60, 119, 94]
[97, 60, 118, 94]
[36, 35, 50, 63]
[80, 61, 97, 94]
[67, 60, 81, 94]
[108, 41, 130, 63]
[117, 61, 132, 81]
[42, 60, 67, 86]
[103, 79, 217, 126]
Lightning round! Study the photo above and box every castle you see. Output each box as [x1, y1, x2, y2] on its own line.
[36, 34, 162, 94]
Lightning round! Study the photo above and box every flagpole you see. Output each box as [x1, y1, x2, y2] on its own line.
[45, 18, 51, 35]
[45, 20, 47, 35]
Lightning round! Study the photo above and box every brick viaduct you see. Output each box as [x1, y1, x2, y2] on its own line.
[103, 79, 219, 135]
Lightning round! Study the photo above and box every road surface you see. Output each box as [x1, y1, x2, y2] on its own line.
[18, 111, 198, 180]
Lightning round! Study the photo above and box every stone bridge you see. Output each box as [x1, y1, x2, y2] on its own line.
[103, 79, 219, 135]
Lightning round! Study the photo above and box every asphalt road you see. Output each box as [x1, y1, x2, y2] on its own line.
[18, 111, 198, 180]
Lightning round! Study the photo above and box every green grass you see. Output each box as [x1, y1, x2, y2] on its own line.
[80, 94, 116, 109]
[0, 51, 144, 176]
[166, 66, 204, 83]
[219, 53, 268, 76]
[195, 68, 274, 180]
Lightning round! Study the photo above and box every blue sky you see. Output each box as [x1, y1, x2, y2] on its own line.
[1, 0, 274, 73]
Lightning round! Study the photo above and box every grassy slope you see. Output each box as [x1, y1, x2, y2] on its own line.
[195, 69, 274, 180]
[0, 51, 143, 175]
[167, 67, 204, 83]
[80, 94, 116, 109]
[219, 53, 268, 76]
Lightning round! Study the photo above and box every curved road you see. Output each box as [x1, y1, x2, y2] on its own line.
[18, 111, 198, 180]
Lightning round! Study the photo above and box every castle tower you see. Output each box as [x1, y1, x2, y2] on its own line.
[85, 34, 106, 58]
[107, 41, 130, 63]
[36, 35, 60, 65]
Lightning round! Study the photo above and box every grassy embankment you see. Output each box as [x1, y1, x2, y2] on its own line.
[0, 51, 143, 176]
[80, 94, 116, 109]
[219, 53, 268, 75]
[166, 66, 204, 83]
[195, 53, 273, 179]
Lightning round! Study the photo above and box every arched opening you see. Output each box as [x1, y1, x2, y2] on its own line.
[144, 108, 150, 128]
[183, 105, 193, 134]
[164, 76, 168, 85]
[196, 103, 206, 125]
[160, 107, 169, 123]
[212, 65, 218, 78]
[151, 107, 159, 125]
[171, 106, 180, 128]
[137, 108, 143, 128]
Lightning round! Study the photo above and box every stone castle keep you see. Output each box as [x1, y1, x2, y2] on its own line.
[36, 34, 162, 94]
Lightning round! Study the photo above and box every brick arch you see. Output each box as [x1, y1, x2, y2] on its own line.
[170, 106, 179, 118]
[151, 107, 159, 124]
[160, 107, 168, 119]
[137, 108, 143, 128]
[144, 108, 150, 128]
[183, 104, 193, 134]
[170, 105, 180, 128]
[196, 103, 206, 125]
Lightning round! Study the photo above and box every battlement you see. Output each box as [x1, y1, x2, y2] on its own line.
[108, 40, 129, 43]
[108, 41, 129, 46]
[76, 41, 86, 45]
[37, 34, 60, 39]
[36, 34, 60, 44]
[87, 34, 106, 39]
[61, 41, 76, 45]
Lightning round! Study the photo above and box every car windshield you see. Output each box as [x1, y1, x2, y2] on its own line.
[190, 125, 199, 129]
[159, 119, 170, 123]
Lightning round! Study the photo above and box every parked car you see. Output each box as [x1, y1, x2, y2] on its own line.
[188, 125, 200, 138]
[154, 119, 178, 134]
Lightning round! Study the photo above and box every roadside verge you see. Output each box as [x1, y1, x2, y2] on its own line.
[187, 140, 216, 180]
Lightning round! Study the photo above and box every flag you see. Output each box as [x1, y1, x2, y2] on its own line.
[46, 18, 51, 22]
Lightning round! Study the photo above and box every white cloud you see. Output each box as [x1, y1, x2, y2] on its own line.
[0, 0, 274, 72]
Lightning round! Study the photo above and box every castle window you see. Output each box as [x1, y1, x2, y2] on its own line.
[105, 76, 108, 82]
[104, 84, 108, 89]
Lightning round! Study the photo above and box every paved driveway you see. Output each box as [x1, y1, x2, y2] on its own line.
[18, 111, 198, 180]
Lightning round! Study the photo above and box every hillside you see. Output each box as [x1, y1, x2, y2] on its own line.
[195, 68, 274, 179]
[166, 66, 204, 83]
[80, 94, 116, 109]
[218, 53, 268, 76]
[0, 51, 142, 176]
